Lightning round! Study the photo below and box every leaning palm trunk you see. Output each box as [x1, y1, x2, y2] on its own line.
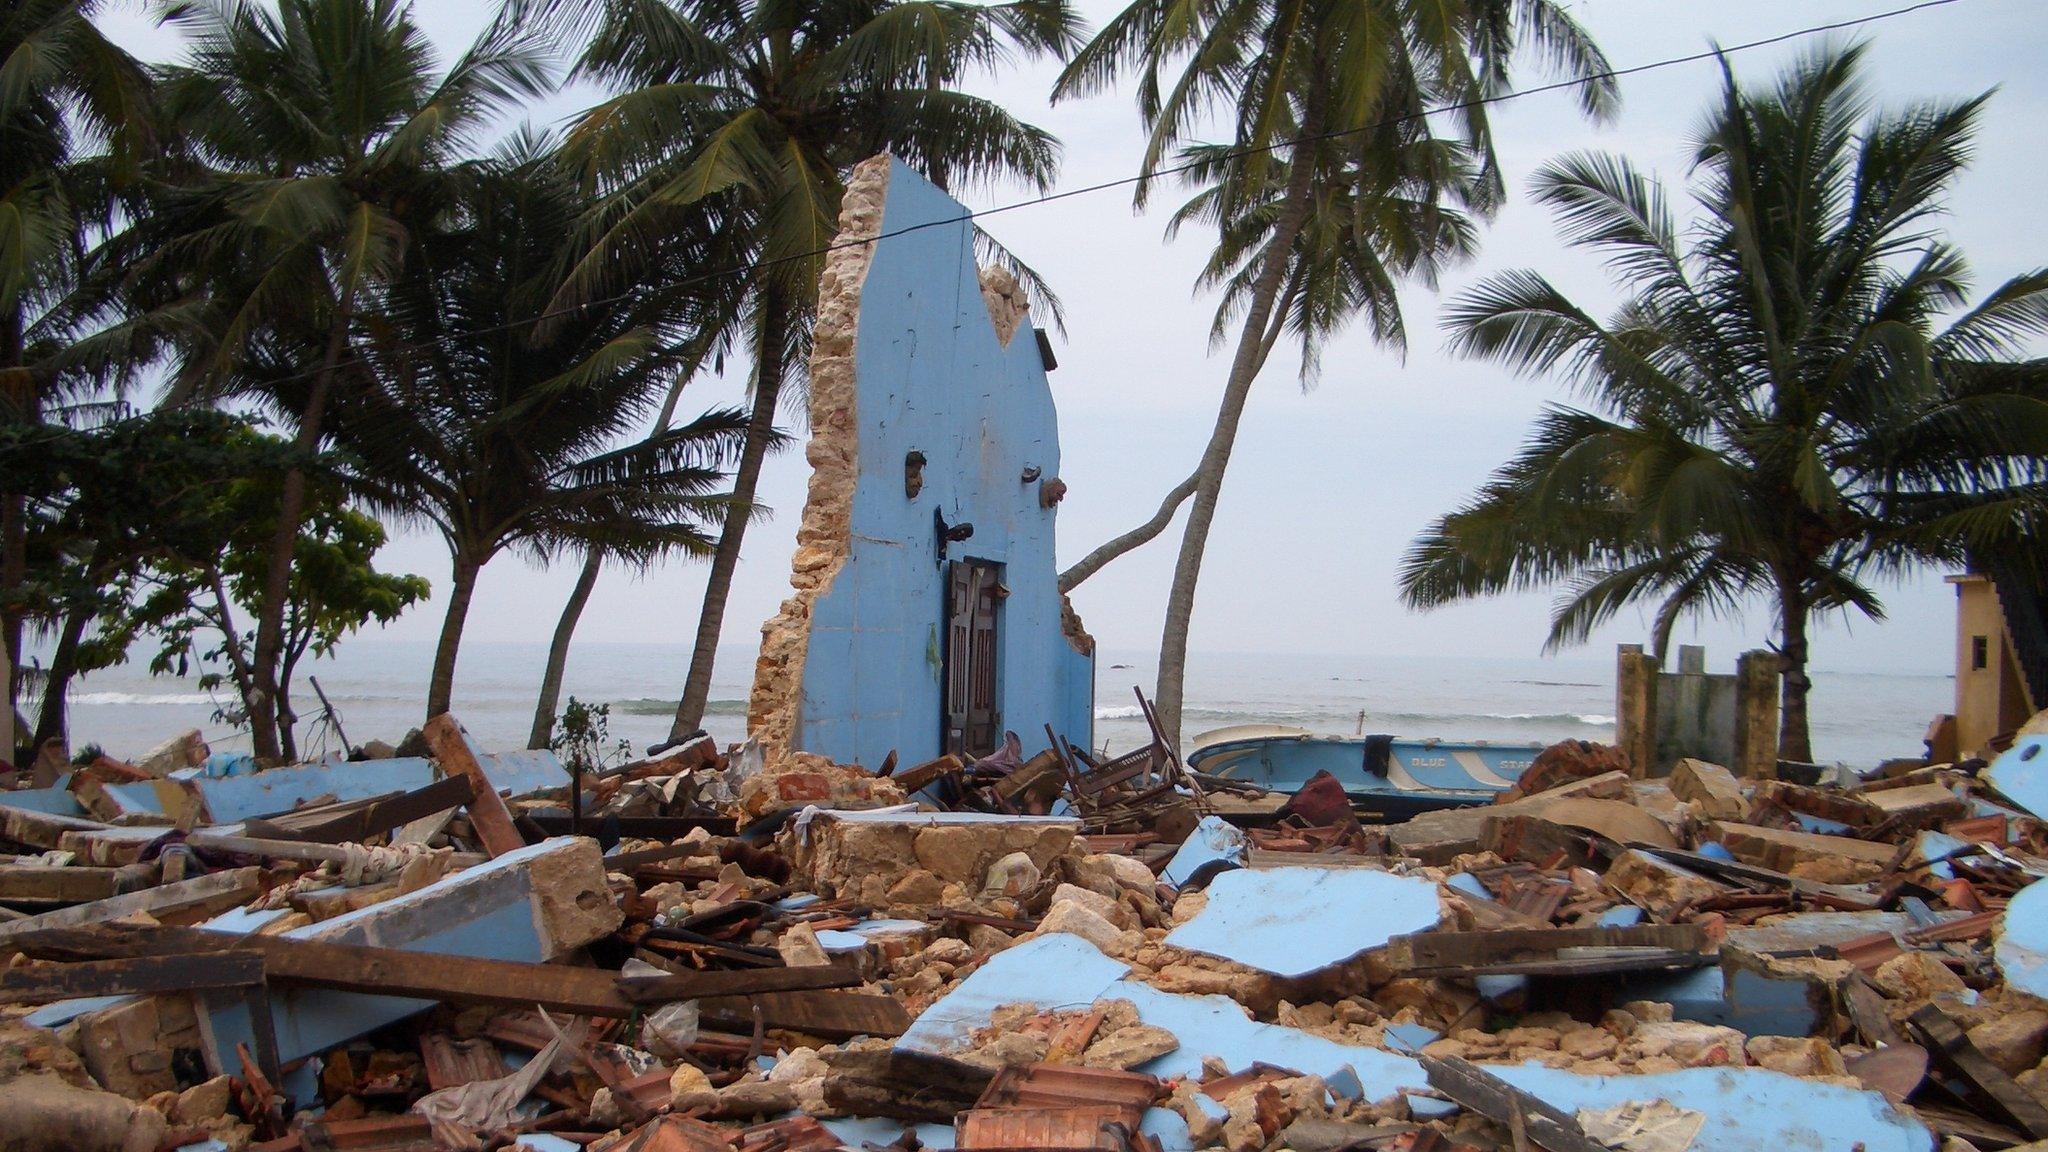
[1153, 155, 1320, 743]
[247, 299, 352, 761]
[528, 366, 701, 749]
[528, 550, 603, 748]
[427, 551, 483, 720]
[670, 297, 791, 741]
[31, 604, 90, 750]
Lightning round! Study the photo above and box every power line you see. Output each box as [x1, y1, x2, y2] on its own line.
[28, 0, 1972, 428]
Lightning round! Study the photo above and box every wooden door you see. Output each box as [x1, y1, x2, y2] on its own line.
[943, 560, 1002, 758]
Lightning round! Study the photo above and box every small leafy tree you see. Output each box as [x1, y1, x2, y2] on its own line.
[548, 696, 631, 778]
[142, 444, 429, 761]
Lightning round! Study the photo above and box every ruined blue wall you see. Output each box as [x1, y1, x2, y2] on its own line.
[792, 159, 1093, 768]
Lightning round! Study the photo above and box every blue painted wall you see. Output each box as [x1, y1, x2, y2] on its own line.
[793, 159, 1093, 768]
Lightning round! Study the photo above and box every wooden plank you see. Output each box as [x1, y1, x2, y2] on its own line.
[0, 867, 261, 950]
[1843, 973, 1909, 1049]
[0, 952, 266, 1003]
[1909, 1004, 2048, 1139]
[698, 990, 913, 1040]
[243, 775, 475, 845]
[1643, 846, 1882, 908]
[822, 1049, 995, 1123]
[1389, 924, 1707, 975]
[617, 967, 862, 1003]
[15, 924, 640, 1018]
[423, 714, 525, 857]
[1421, 1055, 1616, 1152]
[0, 864, 148, 904]
[526, 814, 736, 839]
[181, 831, 484, 870]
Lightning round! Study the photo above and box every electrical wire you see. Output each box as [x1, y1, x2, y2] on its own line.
[14, 0, 1971, 434]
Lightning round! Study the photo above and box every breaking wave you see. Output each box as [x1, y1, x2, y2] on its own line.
[1094, 704, 1615, 729]
[72, 691, 221, 706]
[614, 697, 749, 717]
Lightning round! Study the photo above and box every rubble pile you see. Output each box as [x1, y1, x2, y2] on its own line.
[1, 710, 2047, 1152]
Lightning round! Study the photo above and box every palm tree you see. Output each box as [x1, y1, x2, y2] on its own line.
[0, 1, 159, 755]
[554, 0, 1081, 746]
[1053, 0, 1614, 742]
[1400, 44, 2048, 762]
[334, 144, 751, 719]
[137, 0, 555, 761]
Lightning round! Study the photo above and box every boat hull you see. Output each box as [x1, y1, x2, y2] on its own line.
[1188, 733, 1544, 817]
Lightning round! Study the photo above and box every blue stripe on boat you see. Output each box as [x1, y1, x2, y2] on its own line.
[1188, 734, 1543, 803]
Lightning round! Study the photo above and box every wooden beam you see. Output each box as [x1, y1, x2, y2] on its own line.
[1422, 1055, 1617, 1152]
[13, 923, 865, 1020]
[821, 1049, 994, 1123]
[1389, 925, 1708, 976]
[16, 924, 637, 1017]
[0, 864, 150, 904]
[0, 867, 261, 950]
[423, 714, 525, 857]
[525, 814, 736, 839]
[1909, 1004, 2048, 1139]
[616, 967, 860, 1004]
[242, 775, 475, 845]
[181, 831, 484, 870]
[698, 990, 913, 1040]
[0, 952, 265, 1003]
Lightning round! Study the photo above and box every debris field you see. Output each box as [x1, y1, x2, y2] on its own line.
[4, 710, 2048, 1152]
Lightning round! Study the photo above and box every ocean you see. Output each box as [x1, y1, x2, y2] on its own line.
[45, 640, 1948, 769]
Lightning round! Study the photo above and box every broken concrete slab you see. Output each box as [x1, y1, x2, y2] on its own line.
[1163, 866, 1438, 978]
[1487, 1063, 1933, 1152]
[1987, 736, 2048, 820]
[1997, 872, 2048, 1000]
[1707, 821, 1898, 871]
[902, 934, 1928, 1152]
[1671, 759, 1748, 820]
[57, 837, 618, 1093]
[899, 932, 1428, 1092]
[784, 809, 1079, 904]
[1160, 815, 1247, 891]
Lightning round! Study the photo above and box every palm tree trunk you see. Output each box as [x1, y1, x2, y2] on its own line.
[31, 604, 91, 751]
[529, 550, 602, 748]
[2, 311, 29, 762]
[427, 551, 483, 721]
[247, 299, 352, 762]
[669, 292, 791, 741]
[1060, 472, 1199, 593]
[1776, 580, 1813, 763]
[1151, 145, 1322, 745]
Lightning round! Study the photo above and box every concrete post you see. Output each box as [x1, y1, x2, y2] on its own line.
[1616, 644, 1658, 778]
[1734, 649, 1779, 779]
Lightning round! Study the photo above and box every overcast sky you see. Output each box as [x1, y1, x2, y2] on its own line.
[96, 0, 2045, 680]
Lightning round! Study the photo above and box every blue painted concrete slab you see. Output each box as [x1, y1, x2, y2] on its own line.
[1489, 1063, 1933, 1152]
[1625, 964, 1817, 1037]
[1997, 874, 2048, 999]
[0, 787, 86, 816]
[1163, 866, 1438, 977]
[901, 933, 1931, 1151]
[1986, 736, 2048, 820]
[189, 750, 567, 823]
[186, 839, 600, 1070]
[1160, 815, 1247, 890]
